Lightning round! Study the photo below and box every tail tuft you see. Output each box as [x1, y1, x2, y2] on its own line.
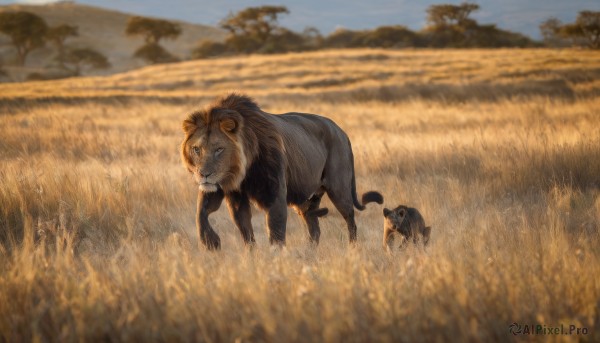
[362, 191, 383, 205]
[353, 191, 384, 211]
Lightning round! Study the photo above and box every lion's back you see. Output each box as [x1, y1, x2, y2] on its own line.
[271, 112, 353, 204]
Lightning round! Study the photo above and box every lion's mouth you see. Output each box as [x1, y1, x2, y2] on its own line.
[199, 182, 218, 193]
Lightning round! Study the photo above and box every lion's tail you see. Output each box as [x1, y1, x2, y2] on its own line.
[351, 155, 383, 211]
[353, 191, 384, 211]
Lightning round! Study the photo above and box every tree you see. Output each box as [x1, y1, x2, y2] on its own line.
[63, 48, 110, 75]
[0, 11, 48, 66]
[47, 24, 78, 69]
[224, 34, 262, 54]
[560, 11, 600, 49]
[424, 2, 481, 47]
[301, 27, 323, 49]
[426, 2, 480, 28]
[322, 28, 363, 48]
[133, 43, 179, 64]
[126, 16, 182, 64]
[191, 40, 229, 59]
[539, 17, 564, 46]
[355, 26, 419, 48]
[125, 16, 182, 44]
[220, 6, 289, 50]
[260, 28, 306, 53]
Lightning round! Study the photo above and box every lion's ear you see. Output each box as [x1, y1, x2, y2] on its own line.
[220, 118, 237, 133]
[219, 111, 242, 134]
[182, 118, 197, 134]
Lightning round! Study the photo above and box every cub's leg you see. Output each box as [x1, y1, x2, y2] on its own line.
[196, 189, 225, 250]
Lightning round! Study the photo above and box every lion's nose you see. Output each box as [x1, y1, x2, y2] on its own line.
[200, 171, 213, 178]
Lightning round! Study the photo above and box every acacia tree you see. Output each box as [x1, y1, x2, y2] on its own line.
[0, 11, 48, 66]
[220, 6, 289, 52]
[126, 16, 181, 64]
[539, 17, 564, 46]
[426, 2, 480, 28]
[133, 43, 179, 64]
[64, 48, 110, 75]
[424, 2, 480, 47]
[47, 24, 78, 69]
[560, 11, 600, 49]
[126, 16, 182, 44]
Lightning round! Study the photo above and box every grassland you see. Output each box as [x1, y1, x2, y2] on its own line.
[0, 48, 599, 342]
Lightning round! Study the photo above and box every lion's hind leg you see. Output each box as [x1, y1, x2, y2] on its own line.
[326, 188, 358, 243]
[299, 191, 326, 244]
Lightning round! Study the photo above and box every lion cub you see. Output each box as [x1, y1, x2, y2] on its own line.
[383, 205, 431, 250]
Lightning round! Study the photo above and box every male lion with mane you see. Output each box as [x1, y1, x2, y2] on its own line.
[181, 93, 383, 249]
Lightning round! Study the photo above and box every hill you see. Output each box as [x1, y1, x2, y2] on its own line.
[1, 48, 599, 104]
[0, 1, 226, 79]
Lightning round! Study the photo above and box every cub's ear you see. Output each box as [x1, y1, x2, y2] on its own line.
[423, 227, 431, 246]
[383, 208, 391, 217]
[423, 226, 431, 237]
[398, 208, 406, 217]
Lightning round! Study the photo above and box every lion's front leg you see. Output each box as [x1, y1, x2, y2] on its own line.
[266, 190, 288, 246]
[226, 192, 256, 246]
[196, 189, 224, 250]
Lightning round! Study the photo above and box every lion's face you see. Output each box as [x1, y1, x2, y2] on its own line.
[181, 110, 247, 193]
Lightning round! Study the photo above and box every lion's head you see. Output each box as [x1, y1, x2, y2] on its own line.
[181, 105, 249, 193]
[181, 94, 278, 193]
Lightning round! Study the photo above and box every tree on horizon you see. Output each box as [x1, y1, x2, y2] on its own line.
[0, 11, 48, 66]
[560, 11, 600, 49]
[126, 16, 182, 64]
[47, 24, 79, 69]
[219, 6, 289, 53]
[63, 47, 110, 76]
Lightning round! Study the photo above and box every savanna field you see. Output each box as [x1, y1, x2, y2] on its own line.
[1, 49, 599, 342]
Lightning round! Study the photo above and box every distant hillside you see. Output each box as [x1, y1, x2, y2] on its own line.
[1, 48, 598, 104]
[0, 2, 226, 79]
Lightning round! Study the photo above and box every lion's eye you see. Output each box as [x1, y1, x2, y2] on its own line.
[192, 146, 200, 155]
[215, 147, 224, 156]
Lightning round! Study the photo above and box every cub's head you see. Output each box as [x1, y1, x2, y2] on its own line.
[181, 108, 248, 193]
[383, 205, 411, 237]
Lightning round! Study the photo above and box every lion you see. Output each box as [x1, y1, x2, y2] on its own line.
[383, 205, 431, 250]
[181, 93, 383, 249]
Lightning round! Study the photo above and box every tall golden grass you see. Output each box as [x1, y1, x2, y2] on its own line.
[1, 49, 599, 342]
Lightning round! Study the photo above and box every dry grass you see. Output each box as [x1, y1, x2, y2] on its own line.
[2, 48, 599, 101]
[1, 49, 599, 342]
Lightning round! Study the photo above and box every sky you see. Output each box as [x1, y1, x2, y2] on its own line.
[1, 0, 598, 39]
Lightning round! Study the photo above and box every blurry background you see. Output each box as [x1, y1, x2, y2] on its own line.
[0, 0, 598, 81]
